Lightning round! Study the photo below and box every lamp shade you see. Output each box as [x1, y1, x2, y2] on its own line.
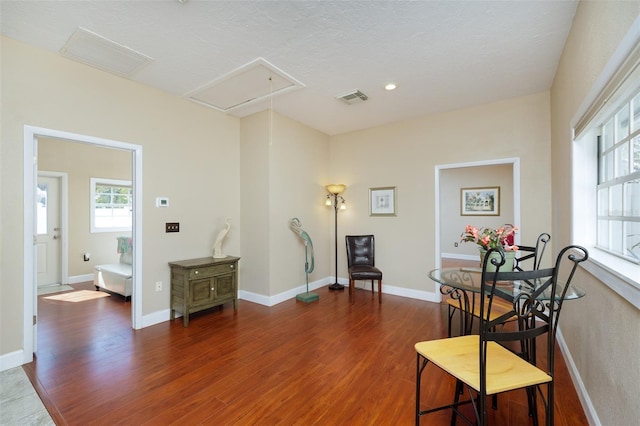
[326, 184, 346, 195]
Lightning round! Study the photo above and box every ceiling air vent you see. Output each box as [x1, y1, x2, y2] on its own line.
[336, 90, 368, 105]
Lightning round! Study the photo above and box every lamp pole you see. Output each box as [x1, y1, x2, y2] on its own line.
[326, 184, 346, 291]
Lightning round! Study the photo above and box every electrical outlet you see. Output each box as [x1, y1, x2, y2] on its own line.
[155, 281, 163, 292]
[166, 222, 179, 232]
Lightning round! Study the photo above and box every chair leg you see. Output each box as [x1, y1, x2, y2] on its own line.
[527, 386, 539, 426]
[377, 279, 382, 303]
[450, 379, 463, 426]
[416, 353, 424, 425]
[547, 382, 554, 426]
[349, 279, 354, 304]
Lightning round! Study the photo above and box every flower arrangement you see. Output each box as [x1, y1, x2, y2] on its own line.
[460, 224, 519, 252]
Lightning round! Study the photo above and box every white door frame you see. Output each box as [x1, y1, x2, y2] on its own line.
[37, 171, 69, 287]
[23, 125, 144, 364]
[434, 157, 521, 303]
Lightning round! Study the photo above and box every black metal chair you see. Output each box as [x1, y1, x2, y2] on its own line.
[445, 233, 552, 338]
[345, 235, 382, 304]
[416, 245, 588, 426]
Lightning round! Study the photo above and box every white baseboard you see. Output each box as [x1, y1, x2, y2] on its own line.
[0, 350, 26, 372]
[142, 309, 172, 328]
[441, 252, 479, 261]
[68, 273, 93, 284]
[238, 277, 441, 306]
[239, 277, 337, 306]
[556, 328, 600, 426]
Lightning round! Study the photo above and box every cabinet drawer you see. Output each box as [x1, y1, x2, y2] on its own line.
[189, 263, 235, 279]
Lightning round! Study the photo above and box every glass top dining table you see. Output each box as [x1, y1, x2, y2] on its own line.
[428, 267, 586, 301]
[429, 266, 586, 338]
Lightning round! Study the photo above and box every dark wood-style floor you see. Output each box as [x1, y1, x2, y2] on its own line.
[25, 273, 587, 425]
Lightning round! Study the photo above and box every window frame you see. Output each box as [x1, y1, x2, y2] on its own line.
[595, 89, 640, 264]
[90, 177, 133, 233]
[571, 31, 640, 309]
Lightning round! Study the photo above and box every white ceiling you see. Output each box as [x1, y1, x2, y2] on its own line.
[0, 0, 578, 136]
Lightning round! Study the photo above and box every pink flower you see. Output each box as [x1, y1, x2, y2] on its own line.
[460, 224, 519, 251]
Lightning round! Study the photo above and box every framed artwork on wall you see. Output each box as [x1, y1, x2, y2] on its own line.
[460, 186, 500, 216]
[369, 187, 396, 216]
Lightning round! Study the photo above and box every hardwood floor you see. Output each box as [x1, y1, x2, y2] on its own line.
[24, 278, 587, 425]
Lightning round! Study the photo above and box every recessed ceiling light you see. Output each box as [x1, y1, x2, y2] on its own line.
[385, 83, 397, 91]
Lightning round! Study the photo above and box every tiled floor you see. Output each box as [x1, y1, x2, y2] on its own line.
[0, 367, 53, 425]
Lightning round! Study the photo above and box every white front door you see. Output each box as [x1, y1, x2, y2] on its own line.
[36, 175, 61, 287]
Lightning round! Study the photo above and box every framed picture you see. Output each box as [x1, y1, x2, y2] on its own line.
[369, 187, 396, 216]
[460, 186, 500, 216]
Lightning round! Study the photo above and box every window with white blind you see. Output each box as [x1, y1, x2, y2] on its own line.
[597, 90, 640, 263]
[91, 178, 132, 233]
[572, 32, 640, 308]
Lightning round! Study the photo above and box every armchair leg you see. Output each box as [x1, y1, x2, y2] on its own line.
[349, 279, 355, 304]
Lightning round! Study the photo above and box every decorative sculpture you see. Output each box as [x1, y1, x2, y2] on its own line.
[213, 217, 231, 258]
[289, 217, 319, 303]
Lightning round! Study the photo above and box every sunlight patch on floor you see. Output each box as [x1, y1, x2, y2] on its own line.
[44, 290, 110, 302]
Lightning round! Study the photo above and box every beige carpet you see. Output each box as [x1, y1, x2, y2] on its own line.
[37, 284, 74, 296]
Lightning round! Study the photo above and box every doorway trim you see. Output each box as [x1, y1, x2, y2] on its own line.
[434, 157, 521, 302]
[23, 125, 143, 364]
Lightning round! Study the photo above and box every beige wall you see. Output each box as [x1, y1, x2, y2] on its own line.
[550, 2, 640, 425]
[240, 110, 330, 297]
[1, 36, 241, 355]
[330, 92, 552, 293]
[440, 164, 514, 258]
[39, 138, 133, 276]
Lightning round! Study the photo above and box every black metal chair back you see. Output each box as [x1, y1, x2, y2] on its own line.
[478, 245, 588, 425]
[514, 232, 551, 271]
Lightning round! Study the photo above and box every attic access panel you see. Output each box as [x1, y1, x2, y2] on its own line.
[187, 58, 305, 113]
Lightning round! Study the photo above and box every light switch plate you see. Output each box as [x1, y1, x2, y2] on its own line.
[166, 222, 179, 232]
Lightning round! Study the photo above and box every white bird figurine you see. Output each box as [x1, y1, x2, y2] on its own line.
[213, 217, 231, 258]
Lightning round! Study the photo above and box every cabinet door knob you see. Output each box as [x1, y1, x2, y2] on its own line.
[230, 265, 234, 269]
[194, 270, 198, 274]
[211, 287, 214, 291]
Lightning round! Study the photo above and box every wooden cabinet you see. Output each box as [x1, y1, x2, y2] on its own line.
[169, 256, 240, 327]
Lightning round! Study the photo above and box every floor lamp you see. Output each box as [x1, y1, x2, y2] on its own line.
[326, 184, 346, 291]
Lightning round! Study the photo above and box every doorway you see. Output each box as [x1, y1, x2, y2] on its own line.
[22, 125, 143, 364]
[434, 157, 521, 302]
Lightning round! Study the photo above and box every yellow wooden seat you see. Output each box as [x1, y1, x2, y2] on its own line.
[415, 335, 551, 396]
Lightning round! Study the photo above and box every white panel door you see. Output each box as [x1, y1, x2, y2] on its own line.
[36, 175, 61, 287]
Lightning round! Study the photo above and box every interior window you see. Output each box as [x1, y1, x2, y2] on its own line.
[91, 178, 133, 233]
